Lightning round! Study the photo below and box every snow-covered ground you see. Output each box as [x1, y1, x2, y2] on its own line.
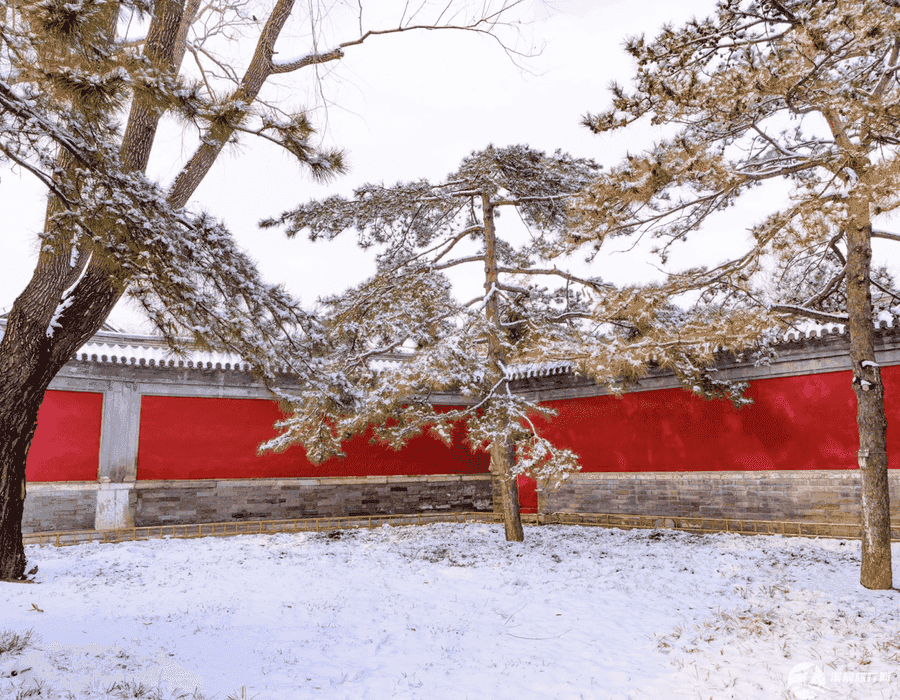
[2, 523, 899, 700]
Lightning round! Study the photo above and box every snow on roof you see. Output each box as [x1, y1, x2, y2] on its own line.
[504, 361, 572, 380]
[0, 317, 253, 371]
[4, 314, 900, 375]
[776, 314, 900, 344]
[70, 341, 252, 371]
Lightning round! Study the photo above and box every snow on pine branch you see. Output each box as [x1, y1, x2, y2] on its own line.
[0, 64, 330, 388]
[261, 144, 770, 487]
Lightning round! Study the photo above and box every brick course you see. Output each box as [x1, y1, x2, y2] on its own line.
[541, 470, 900, 522]
[22, 485, 96, 533]
[21, 472, 900, 533]
[134, 475, 493, 526]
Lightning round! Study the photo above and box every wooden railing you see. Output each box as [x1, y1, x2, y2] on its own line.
[538, 512, 900, 540]
[23, 511, 504, 547]
[22, 510, 900, 548]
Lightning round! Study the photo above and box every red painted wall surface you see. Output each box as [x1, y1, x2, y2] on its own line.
[534, 368, 900, 472]
[517, 475, 537, 514]
[137, 396, 490, 480]
[26, 390, 103, 482]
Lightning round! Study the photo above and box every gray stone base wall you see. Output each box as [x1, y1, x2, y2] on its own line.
[23, 483, 97, 533]
[134, 474, 493, 527]
[29, 470, 900, 534]
[540, 470, 900, 523]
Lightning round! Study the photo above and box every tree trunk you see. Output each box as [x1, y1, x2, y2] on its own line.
[481, 194, 525, 542]
[0, 362, 60, 580]
[0, 260, 124, 579]
[846, 210, 893, 590]
[0, 300, 81, 579]
[0, 385, 43, 581]
[491, 437, 524, 542]
[0, 0, 187, 579]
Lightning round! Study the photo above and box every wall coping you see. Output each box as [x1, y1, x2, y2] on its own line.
[27, 481, 100, 491]
[47, 324, 900, 402]
[132, 473, 492, 488]
[56, 316, 900, 369]
[23, 315, 900, 399]
[28, 471, 890, 489]
[548, 470, 881, 481]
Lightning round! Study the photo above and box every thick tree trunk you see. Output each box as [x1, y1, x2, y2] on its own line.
[0, 383, 44, 581]
[0, 264, 123, 579]
[0, 0, 187, 580]
[822, 110, 894, 590]
[0, 365, 59, 580]
[846, 209, 892, 590]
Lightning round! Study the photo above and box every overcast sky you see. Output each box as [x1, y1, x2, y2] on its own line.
[1, 0, 791, 331]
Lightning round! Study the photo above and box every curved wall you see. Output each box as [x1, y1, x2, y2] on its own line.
[24, 332, 900, 531]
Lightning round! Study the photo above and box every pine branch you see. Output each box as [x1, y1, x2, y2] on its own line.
[431, 254, 486, 271]
[269, 48, 345, 75]
[802, 264, 847, 307]
[870, 276, 900, 304]
[497, 266, 612, 293]
[428, 225, 484, 265]
[494, 192, 579, 207]
[871, 230, 900, 243]
[770, 304, 849, 323]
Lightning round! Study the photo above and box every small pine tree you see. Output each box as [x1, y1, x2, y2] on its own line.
[263, 144, 768, 541]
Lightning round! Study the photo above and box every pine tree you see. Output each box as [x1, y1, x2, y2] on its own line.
[571, 0, 900, 588]
[262, 144, 767, 541]
[0, 0, 530, 580]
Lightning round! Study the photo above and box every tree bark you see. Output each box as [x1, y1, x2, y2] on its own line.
[0, 251, 126, 579]
[0, 0, 186, 580]
[823, 103, 893, 590]
[481, 194, 525, 542]
[0, 341, 52, 580]
[0, 395, 41, 581]
[846, 204, 893, 590]
[121, 0, 185, 171]
[491, 436, 524, 542]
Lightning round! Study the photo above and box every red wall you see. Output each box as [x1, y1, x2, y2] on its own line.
[32, 365, 900, 512]
[137, 396, 490, 480]
[27, 390, 103, 482]
[517, 475, 537, 513]
[533, 368, 900, 472]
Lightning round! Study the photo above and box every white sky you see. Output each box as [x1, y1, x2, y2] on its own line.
[0, 0, 820, 331]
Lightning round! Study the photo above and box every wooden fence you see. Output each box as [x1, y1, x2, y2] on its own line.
[22, 511, 900, 547]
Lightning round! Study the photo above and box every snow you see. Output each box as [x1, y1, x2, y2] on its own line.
[69, 342, 251, 371]
[504, 361, 572, 380]
[2, 524, 900, 699]
[45, 295, 71, 339]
